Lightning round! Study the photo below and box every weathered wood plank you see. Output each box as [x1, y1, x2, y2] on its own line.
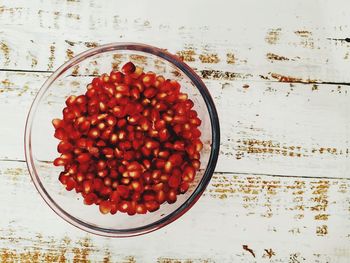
[0, 0, 350, 83]
[1, 71, 349, 178]
[0, 160, 349, 262]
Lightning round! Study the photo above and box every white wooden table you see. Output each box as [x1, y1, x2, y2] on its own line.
[1, 0, 350, 262]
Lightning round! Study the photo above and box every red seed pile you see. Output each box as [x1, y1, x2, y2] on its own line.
[52, 62, 202, 215]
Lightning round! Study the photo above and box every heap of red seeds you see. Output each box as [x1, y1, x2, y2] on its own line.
[52, 62, 202, 215]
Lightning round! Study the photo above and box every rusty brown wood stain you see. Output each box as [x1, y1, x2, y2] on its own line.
[200, 70, 252, 81]
[266, 53, 290, 61]
[47, 45, 56, 71]
[198, 53, 220, 64]
[269, 72, 317, 83]
[226, 53, 235, 64]
[265, 28, 281, 45]
[66, 49, 74, 60]
[176, 49, 196, 62]
[0, 41, 10, 66]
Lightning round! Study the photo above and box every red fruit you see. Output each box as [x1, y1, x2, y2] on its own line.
[143, 190, 156, 201]
[136, 204, 147, 214]
[65, 177, 76, 191]
[110, 203, 118, 215]
[53, 157, 66, 166]
[117, 185, 130, 199]
[145, 201, 160, 212]
[110, 71, 124, 82]
[93, 178, 103, 191]
[52, 118, 64, 129]
[158, 128, 170, 141]
[54, 128, 67, 140]
[182, 165, 196, 182]
[102, 148, 114, 159]
[167, 189, 177, 204]
[92, 77, 102, 88]
[100, 186, 112, 197]
[99, 201, 112, 214]
[157, 190, 166, 204]
[122, 62, 136, 74]
[88, 128, 100, 139]
[191, 159, 201, 170]
[110, 191, 120, 202]
[173, 140, 185, 151]
[142, 73, 156, 87]
[83, 180, 94, 194]
[144, 87, 157, 98]
[127, 201, 137, 215]
[76, 153, 91, 164]
[118, 201, 130, 213]
[168, 174, 181, 188]
[84, 193, 97, 205]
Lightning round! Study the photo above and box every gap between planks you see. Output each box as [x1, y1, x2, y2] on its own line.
[2, 158, 349, 181]
[1, 68, 350, 87]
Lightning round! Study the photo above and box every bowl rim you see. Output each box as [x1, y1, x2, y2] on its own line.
[24, 42, 220, 237]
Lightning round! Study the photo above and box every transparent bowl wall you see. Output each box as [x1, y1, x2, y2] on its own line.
[25, 43, 220, 237]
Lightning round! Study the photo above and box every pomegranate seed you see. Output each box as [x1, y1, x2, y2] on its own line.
[144, 87, 157, 98]
[100, 186, 112, 197]
[145, 201, 160, 212]
[131, 180, 143, 192]
[167, 189, 177, 204]
[122, 62, 136, 74]
[102, 148, 114, 159]
[159, 128, 170, 141]
[130, 66, 143, 79]
[177, 93, 188, 101]
[54, 128, 67, 140]
[53, 157, 66, 166]
[182, 165, 196, 182]
[84, 193, 97, 205]
[155, 159, 165, 169]
[142, 73, 156, 87]
[121, 178, 131, 185]
[110, 203, 118, 215]
[157, 190, 166, 204]
[117, 185, 130, 199]
[76, 173, 85, 183]
[173, 141, 185, 151]
[99, 201, 112, 214]
[66, 177, 76, 191]
[191, 159, 201, 170]
[127, 201, 137, 215]
[110, 191, 120, 202]
[83, 180, 93, 194]
[52, 118, 64, 129]
[155, 102, 167, 111]
[88, 128, 100, 139]
[93, 178, 103, 191]
[118, 201, 130, 213]
[76, 153, 91, 163]
[104, 177, 112, 186]
[110, 71, 124, 82]
[143, 190, 156, 201]
[136, 204, 147, 214]
[168, 174, 181, 188]
[97, 169, 108, 178]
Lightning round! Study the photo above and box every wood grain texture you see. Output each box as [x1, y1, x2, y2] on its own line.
[1, 161, 349, 262]
[0, 0, 350, 261]
[1, 70, 349, 178]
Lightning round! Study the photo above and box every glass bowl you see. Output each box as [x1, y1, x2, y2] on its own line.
[24, 43, 220, 237]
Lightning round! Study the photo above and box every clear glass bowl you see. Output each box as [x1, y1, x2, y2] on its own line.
[24, 43, 220, 237]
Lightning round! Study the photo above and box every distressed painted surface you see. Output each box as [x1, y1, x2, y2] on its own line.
[0, 0, 350, 262]
[1, 161, 350, 262]
[1, 71, 349, 178]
